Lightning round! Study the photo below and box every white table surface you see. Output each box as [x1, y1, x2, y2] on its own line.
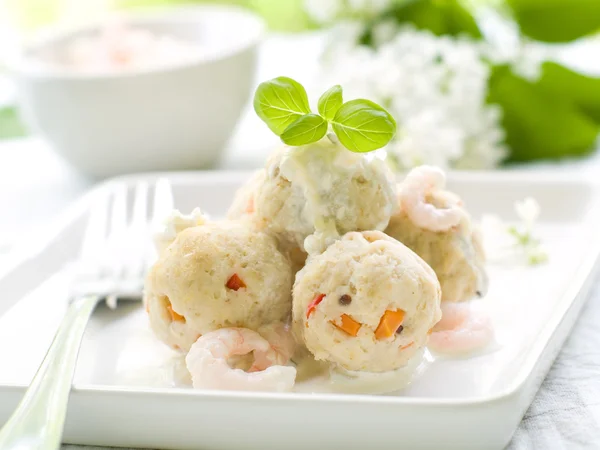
[3, 34, 600, 450]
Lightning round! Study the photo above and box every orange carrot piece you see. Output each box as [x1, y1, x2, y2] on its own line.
[246, 197, 255, 214]
[375, 309, 406, 340]
[167, 304, 185, 322]
[331, 314, 362, 337]
[226, 273, 246, 291]
[306, 294, 325, 319]
[400, 342, 414, 351]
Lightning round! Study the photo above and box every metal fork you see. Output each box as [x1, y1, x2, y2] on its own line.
[0, 178, 173, 450]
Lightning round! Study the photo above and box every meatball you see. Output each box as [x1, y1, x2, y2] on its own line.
[226, 169, 266, 220]
[153, 207, 206, 256]
[292, 231, 441, 372]
[145, 220, 293, 351]
[252, 141, 398, 254]
[228, 169, 308, 272]
[385, 188, 487, 302]
[145, 292, 202, 351]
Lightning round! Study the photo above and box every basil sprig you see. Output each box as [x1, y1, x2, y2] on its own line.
[253, 77, 397, 152]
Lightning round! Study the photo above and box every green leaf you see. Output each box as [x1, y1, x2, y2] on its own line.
[0, 106, 28, 140]
[318, 85, 343, 121]
[488, 66, 599, 162]
[506, 0, 600, 42]
[537, 62, 600, 124]
[390, 0, 482, 38]
[280, 113, 328, 146]
[331, 99, 397, 153]
[253, 76, 311, 136]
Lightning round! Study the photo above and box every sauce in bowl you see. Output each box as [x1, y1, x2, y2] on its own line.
[45, 19, 205, 73]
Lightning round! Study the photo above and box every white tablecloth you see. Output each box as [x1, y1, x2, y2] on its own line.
[3, 34, 600, 450]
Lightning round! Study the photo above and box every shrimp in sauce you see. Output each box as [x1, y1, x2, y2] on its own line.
[185, 328, 296, 392]
[399, 166, 464, 232]
[428, 302, 494, 356]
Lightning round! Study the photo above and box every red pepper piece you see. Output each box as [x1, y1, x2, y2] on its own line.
[306, 294, 325, 319]
[226, 273, 246, 291]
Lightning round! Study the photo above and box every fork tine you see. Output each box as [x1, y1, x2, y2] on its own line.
[79, 193, 109, 262]
[110, 184, 129, 240]
[146, 178, 175, 269]
[132, 181, 149, 230]
[152, 177, 174, 228]
[103, 184, 129, 291]
[123, 181, 149, 280]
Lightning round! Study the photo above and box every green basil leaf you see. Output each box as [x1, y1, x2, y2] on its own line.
[488, 65, 599, 162]
[0, 106, 27, 140]
[506, 0, 600, 42]
[537, 62, 600, 123]
[318, 85, 343, 121]
[253, 76, 311, 135]
[331, 99, 397, 153]
[280, 113, 328, 146]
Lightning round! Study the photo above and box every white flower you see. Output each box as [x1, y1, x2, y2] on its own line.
[480, 198, 547, 266]
[304, 0, 344, 24]
[371, 18, 399, 46]
[512, 41, 549, 82]
[484, 38, 549, 82]
[478, 9, 549, 82]
[317, 26, 507, 170]
[514, 197, 540, 231]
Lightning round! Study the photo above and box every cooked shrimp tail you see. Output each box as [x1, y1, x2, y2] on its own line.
[399, 165, 464, 232]
[185, 328, 296, 392]
[428, 302, 494, 355]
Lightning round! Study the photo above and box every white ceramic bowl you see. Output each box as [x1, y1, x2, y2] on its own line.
[8, 6, 264, 178]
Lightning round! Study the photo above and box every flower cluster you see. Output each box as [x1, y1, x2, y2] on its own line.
[478, 10, 551, 82]
[316, 24, 508, 170]
[481, 197, 548, 266]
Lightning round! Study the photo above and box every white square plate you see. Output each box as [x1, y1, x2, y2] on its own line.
[1, 171, 599, 450]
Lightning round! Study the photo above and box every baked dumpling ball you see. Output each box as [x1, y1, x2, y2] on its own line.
[153, 207, 206, 256]
[385, 165, 487, 302]
[227, 169, 308, 272]
[145, 293, 202, 351]
[145, 219, 294, 352]
[227, 169, 266, 220]
[292, 231, 442, 372]
[252, 140, 398, 254]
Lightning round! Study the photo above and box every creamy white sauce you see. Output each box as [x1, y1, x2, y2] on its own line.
[153, 207, 206, 255]
[293, 348, 429, 394]
[278, 138, 394, 256]
[54, 20, 203, 73]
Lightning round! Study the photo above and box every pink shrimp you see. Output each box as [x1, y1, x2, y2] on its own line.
[399, 165, 464, 232]
[428, 302, 494, 356]
[185, 328, 296, 392]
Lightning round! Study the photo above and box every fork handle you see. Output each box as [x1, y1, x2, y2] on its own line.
[0, 295, 99, 450]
